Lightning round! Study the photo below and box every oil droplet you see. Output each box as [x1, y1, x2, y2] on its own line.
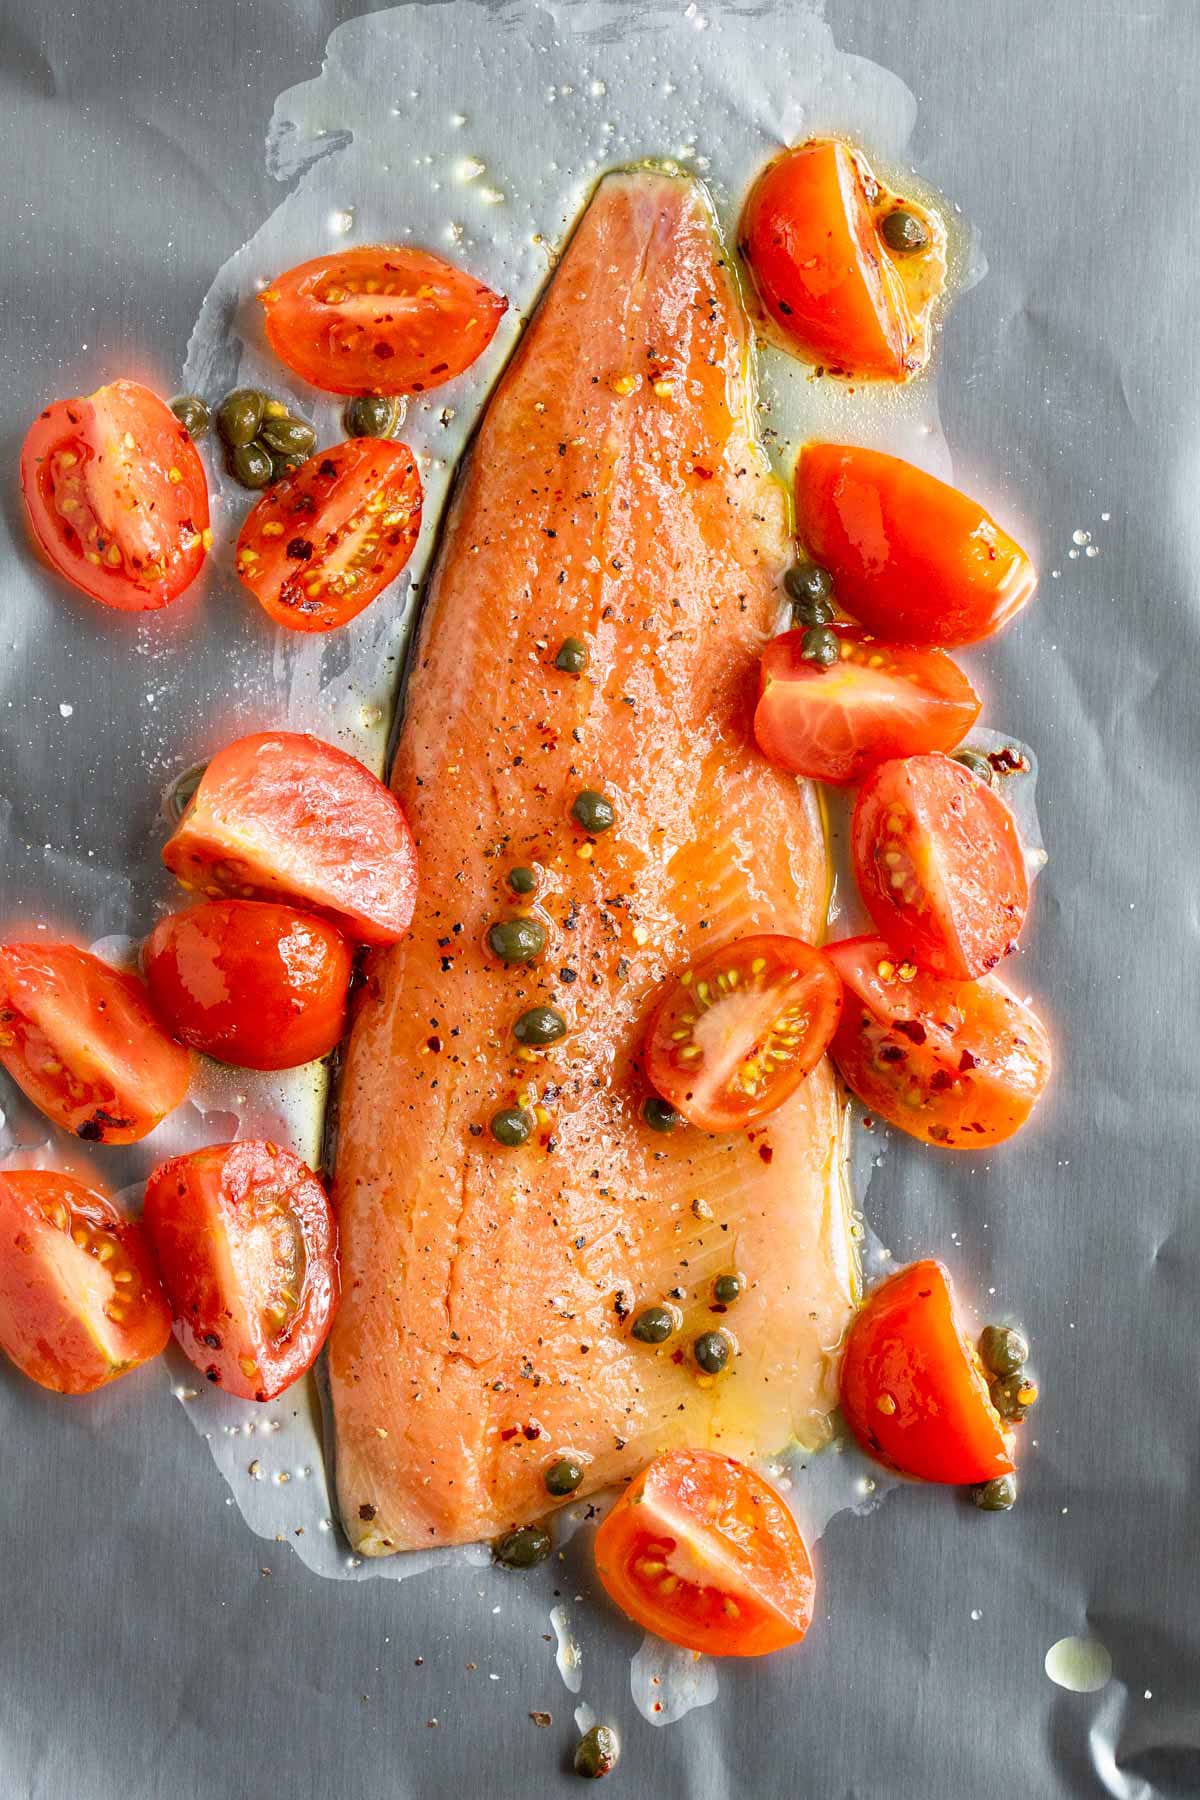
[1071, 528, 1091, 545]
[456, 156, 486, 182]
[970, 1608, 982, 1622]
[329, 207, 355, 234]
[1044, 1636, 1112, 1693]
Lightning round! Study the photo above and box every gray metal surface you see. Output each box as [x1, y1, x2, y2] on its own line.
[0, 2, 1196, 1796]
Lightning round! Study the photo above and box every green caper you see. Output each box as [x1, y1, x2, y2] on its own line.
[543, 1456, 584, 1496]
[953, 749, 996, 787]
[881, 208, 929, 254]
[630, 1305, 675, 1344]
[493, 1523, 553, 1568]
[490, 1106, 534, 1147]
[800, 625, 840, 669]
[229, 440, 275, 490]
[642, 1096, 680, 1134]
[487, 917, 547, 964]
[713, 1274, 743, 1306]
[574, 1723, 620, 1779]
[979, 1323, 1029, 1377]
[514, 1005, 567, 1047]
[345, 394, 402, 439]
[992, 1371, 1039, 1422]
[217, 387, 267, 447]
[973, 1473, 1018, 1512]
[784, 561, 835, 612]
[167, 762, 207, 823]
[571, 789, 615, 834]
[693, 1330, 731, 1374]
[555, 636, 589, 675]
[260, 416, 317, 458]
[507, 866, 537, 895]
[170, 395, 210, 439]
[269, 451, 305, 484]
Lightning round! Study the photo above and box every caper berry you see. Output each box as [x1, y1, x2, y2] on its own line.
[881, 208, 929, 254]
[574, 1723, 620, 1779]
[507, 866, 537, 895]
[217, 387, 266, 447]
[784, 561, 835, 606]
[490, 1106, 534, 1147]
[973, 1473, 1018, 1512]
[953, 749, 996, 787]
[514, 1005, 567, 1047]
[800, 625, 840, 669]
[572, 789, 615, 834]
[992, 1371, 1039, 1422]
[713, 1274, 743, 1306]
[260, 416, 317, 458]
[543, 1456, 584, 1496]
[493, 1523, 553, 1568]
[229, 440, 275, 490]
[642, 1096, 680, 1134]
[170, 395, 210, 439]
[487, 917, 547, 964]
[555, 636, 589, 674]
[630, 1305, 675, 1344]
[979, 1323, 1029, 1378]
[345, 394, 402, 439]
[693, 1330, 731, 1374]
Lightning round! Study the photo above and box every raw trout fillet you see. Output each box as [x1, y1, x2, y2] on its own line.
[329, 169, 856, 1553]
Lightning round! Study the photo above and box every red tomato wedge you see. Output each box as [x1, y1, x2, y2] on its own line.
[826, 936, 1051, 1148]
[162, 732, 417, 945]
[840, 1260, 1014, 1483]
[0, 1169, 171, 1394]
[754, 627, 980, 786]
[259, 245, 508, 396]
[0, 943, 190, 1143]
[235, 439, 423, 633]
[20, 378, 209, 611]
[644, 935, 842, 1131]
[740, 139, 945, 380]
[594, 1449, 815, 1657]
[143, 1140, 339, 1402]
[852, 755, 1029, 978]
[797, 444, 1038, 647]
[144, 900, 353, 1071]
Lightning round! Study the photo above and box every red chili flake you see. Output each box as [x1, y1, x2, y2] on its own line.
[500, 1426, 520, 1441]
[758, 1144, 774, 1165]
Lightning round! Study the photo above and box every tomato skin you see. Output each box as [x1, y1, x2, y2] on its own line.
[643, 934, 843, 1131]
[20, 379, 209, 612]
[594, 1449, 815, 1657]
[260, 245, 508, 396]
[236, 439, 423, 633]
[143, 900, 353, 1071]
[826, 936, 1051, 1148]
[162, 732, 418, 946]
[798, 444, 1037, 648]
[143, 1140, 339, 1402]
[852, 755, 1030, 979]
[754, 627, 980, 786]
[840, 1260, 1014, 1483]
[0, 1169, 171, 1394]
[0, 943, 191, 1144]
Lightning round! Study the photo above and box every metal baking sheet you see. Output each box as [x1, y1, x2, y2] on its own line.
[2, 1, 1198, 1796]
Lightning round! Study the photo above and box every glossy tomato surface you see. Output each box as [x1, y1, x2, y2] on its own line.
[840, 1259, 1014, 1483]
[852, 754, 1029, 978]
[754, 627, 980, 786]
[236, 439, 423, 633]
[0, 943, 191, 1143]
[826, 936, 1051, 1148]
[0, 1169, 171, 1394]
[143, 1140, 339, 1402]
[162, 732, 418, 945]
[260, 245, 507, 396]
[144, 900, 353, 1070]
[798, 443, 1037, 647]
[20, 379, 209, 611]
[644, 935, 842, 1130]
[594, 1449, 815, 1657]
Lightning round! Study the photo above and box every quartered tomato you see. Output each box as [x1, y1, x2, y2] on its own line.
[826, 936, 1051, 1148]
[797, 444, 1038, 647]
[143, 1140, 339, 1402]
[644, 935, 842, 1131]
[852, 755, 1029, 978]
[20, 378, 209, 611]
[740, 139, 945, 380]
[0, 943, 191, 1143]
[235, 439, 423, 633]
[144, 900, 353, 1071]
[0, 1169, 171, 1394]
[259, 245, 508, 396]
[162, 732, 418, 945]
[754, 627, 980, 786]
[840, 1260, 1014, 1483]
[594, 1449, 815, 1657]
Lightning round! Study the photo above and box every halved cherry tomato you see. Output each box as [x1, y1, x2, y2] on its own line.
[235, 439, 423, 633]
[143, 1140, 338, 1402]
[0, 943, 191, 1143]
[740, 139, 945, 380]
[852, 755, 1029, 978]
[797, 444, 1038, 647]
[20, 379, 209, 611]
[594, 1449, 815, 1656]
[259, 245, 508, 396]
[0, 1169, 171, 1394]
[826, 936, 1051, 1148]
[754, 627, 980, 786]
[144, 900, 353, 1071]
[162, 732, 417, 945]
[644, 934, 842, 1131]
[840, 1260, 1014, 1483]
